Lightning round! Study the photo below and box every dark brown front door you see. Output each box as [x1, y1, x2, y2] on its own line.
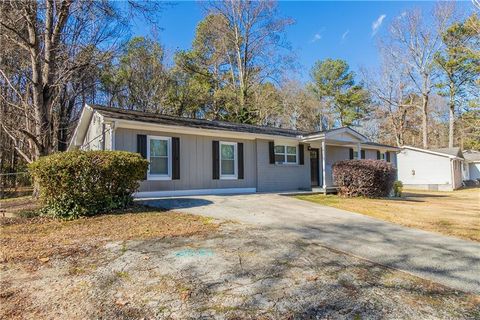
[310, 149, 319, 187]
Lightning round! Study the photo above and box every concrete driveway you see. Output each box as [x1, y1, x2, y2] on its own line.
[141, 193, 480, 294]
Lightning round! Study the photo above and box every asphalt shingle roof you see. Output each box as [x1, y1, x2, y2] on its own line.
[430, 147, 463, 158]
[463, 150, 480, 162]
[91, 105, 305, 138]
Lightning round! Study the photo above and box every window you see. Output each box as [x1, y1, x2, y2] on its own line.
[147, 136, 171, 180]
[220, 141, 237, 179]
[380, 152, 386, 160]
[274, 145, 297, 164]
[353, 150, 359, 159]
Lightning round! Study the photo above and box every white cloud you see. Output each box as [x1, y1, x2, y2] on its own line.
[342, 29, 350, 40]
[311, 33, 322, 43]
[371, 14, 386, 36]
[310, 28, 326, 43]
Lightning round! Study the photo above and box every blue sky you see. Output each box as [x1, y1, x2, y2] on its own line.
[131, 1, 475, 82]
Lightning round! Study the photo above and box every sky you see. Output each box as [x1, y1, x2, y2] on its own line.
[131, 1, 476, 82]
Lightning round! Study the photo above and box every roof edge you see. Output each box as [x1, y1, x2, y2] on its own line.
[401, 146, 463, 160]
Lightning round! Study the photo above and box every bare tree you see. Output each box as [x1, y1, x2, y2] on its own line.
[0, 0, 161, 163]
[204, 0, 294, 123]
[383, 4, 454, 148]
[362, 53, 418, 146]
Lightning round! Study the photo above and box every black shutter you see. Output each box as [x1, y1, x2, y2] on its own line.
[238, 142, 244, 179]
[299, 144, 305, 165]
[137, 134, 147, 158]
[212, 140, 219, 179]
[349, 148, 354, 160]
[137, 134, 147, 180]
[377, 150, 381, 160]
[361, 150, 365, 159]
[386, 151, 391, 162]
[172, 137, 180, 180]
[268, 141, 275, 164]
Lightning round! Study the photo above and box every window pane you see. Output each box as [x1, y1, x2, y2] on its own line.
[150, 139, 168, 156]
[286, 146, 296, 154]
[274, 145, 285, 154]
[221, 144, 234, 160]
[287, 155, 297, 163]
[275, 154, 285, 163]
[150, 157, 168, 175]
[221, 159, 234, 175]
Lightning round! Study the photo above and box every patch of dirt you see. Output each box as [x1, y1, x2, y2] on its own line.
[0, 196, 40, 217]
[0, 208, 218, 264]
[1, 221, 478, 319]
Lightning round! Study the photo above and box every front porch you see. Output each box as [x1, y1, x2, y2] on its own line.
[300, 127, 398, 191]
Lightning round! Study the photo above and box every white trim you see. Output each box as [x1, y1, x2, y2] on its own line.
[401, 146, 462, 160]
[274, 144, 298, 165]
[147, 135, 172, 180]
[321, 140, 326, 188]
[134, 187, 257, 198]
[68, 104, 94, 150]
[301, 127, 368, 143]
[219, 141, 238, 180]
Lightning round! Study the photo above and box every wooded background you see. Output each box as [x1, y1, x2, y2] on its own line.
[1, 0, 479, 179]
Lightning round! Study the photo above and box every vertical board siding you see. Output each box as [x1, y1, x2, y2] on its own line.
[256, 139, 310, 192]
[115, 128, 256, 192]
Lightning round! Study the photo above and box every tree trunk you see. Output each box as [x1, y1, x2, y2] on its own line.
[448, 86, 455, 148]
[421, 94, 428, 149]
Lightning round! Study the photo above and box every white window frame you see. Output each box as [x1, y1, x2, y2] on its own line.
[353, 150, 359, 159]
[147, 135, 172, 180]
[219, 141, 238, 180]
[380, 152, 386, 161]
[274, 144, 298, 165]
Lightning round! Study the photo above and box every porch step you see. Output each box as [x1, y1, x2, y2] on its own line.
[311, 187, 339, 194]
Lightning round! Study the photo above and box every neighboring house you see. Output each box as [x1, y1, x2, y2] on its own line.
[463, 150, 480, 180]
[397, 146, 467, 191]
[69, 105, 398, 197]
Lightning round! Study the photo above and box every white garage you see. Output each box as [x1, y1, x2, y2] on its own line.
[397, 146, 465, 191]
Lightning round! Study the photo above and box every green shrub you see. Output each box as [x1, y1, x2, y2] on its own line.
[332, 160, 396, 198]
[393, 180, 403, 197]
[29, 151, 148, 219]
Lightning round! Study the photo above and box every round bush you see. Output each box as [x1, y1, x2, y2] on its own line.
[29, 151, 148, 219]
[332, 160, 396, 198]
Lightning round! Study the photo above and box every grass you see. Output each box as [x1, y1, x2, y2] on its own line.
[296, 188, 480, 242]
[0, 206, 218, 263]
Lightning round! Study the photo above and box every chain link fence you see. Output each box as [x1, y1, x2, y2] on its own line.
[0, 172, 32, 199]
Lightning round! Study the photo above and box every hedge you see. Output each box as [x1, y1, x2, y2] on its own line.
[29, 151, 149, 219]
[332, 160, 396, 198]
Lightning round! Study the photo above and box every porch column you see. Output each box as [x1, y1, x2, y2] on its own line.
[357, 143, 361, 159]
[322, 140, 326, 189]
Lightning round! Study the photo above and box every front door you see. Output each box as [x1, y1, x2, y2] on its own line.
[310, 149, 319, 187]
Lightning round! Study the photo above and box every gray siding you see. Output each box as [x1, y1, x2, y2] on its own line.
[255, 139, 310, 192]
[115, 128, 257, 192]
[325, 146, 350, 186]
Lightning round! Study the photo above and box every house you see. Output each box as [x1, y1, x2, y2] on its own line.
[69, 105, 399, 197]
[397, 146, 467, 191]
[463, 150, 480, 181]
